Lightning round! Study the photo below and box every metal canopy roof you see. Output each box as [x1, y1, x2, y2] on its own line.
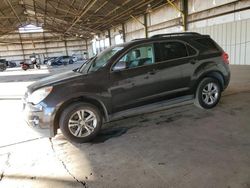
[0, 0, 167, 38]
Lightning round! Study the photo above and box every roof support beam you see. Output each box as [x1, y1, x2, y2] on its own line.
[33, 0, 38, 26]
[43, 0, 47, 27]
[47, 1, 78, 16]
[5, 0, 23, 26]
[64, 0, 98, 35]
[166, 0, 186, 31]
[94, 0, 155, 30]
[130, 14, 148, 38]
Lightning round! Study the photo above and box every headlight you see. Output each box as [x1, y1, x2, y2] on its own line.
[27, 86, 53, 104]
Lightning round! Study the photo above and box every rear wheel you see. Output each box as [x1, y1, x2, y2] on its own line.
[195, 77, 221, 109]
[59, 102, 102, 143]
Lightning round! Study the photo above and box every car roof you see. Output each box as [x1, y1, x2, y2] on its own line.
[122, 32, 210, 47]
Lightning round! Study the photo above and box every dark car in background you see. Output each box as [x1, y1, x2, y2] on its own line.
[47, 56, 74, 66]
[0, 59, 7, 71]
[43, 57, 57, 64]
[6, 61, 17, 68]
[23, 32, 230, 143]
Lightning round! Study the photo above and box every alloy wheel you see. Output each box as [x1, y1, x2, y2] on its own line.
[68, 109, 97, 138]
[202, 82, 219, 105]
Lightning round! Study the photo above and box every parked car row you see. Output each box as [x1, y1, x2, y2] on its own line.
[0, 59, 17, 71]
[45, 56, 76, 66]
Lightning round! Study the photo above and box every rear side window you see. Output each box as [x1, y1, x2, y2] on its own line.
[194, 38, 220, 54]
[155, 42, 188, 62]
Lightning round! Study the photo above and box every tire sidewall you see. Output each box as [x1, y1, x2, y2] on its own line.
[196, 77, 221, 109]
[59, 102, 102, 143]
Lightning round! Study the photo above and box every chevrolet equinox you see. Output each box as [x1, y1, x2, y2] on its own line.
[23, 32, 230, 143]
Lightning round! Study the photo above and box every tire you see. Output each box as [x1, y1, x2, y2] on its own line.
[59, 102, 102, 143]
[194, 77, 221, 109]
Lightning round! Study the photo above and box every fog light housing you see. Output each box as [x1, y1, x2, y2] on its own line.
[29, 116, 40, 127]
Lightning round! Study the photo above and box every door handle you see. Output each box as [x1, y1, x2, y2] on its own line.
[190, 59, 197, 65]
[149, 69, 157, 75]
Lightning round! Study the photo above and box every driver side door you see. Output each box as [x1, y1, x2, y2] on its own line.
[109, 43, 160, 112]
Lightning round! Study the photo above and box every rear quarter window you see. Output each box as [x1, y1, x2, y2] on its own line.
[193, 38, 220, 54]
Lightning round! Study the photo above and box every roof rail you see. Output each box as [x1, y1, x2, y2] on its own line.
[131, 38, 146, 41]
[150, 32, 201, 38]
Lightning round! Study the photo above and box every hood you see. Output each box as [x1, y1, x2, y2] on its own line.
[27, 71, 81, 92]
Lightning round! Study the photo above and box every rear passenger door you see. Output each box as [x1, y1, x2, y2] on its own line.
[153, 41, 196, 95]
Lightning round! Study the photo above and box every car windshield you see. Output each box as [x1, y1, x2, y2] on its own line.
[87, 46, 124, 73]
[76, 57, 95, 73]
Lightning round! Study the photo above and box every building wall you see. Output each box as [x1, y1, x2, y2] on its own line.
[191, 16, 250, 65]
[88, 0, 250, 65]
[0, 31, 87, 64]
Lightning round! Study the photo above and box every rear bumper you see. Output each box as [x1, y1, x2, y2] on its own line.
[223, 65, 231, 90]
[23, 101, 56, 137]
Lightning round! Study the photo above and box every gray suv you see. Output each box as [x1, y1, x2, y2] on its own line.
[23, 32, 230, 143]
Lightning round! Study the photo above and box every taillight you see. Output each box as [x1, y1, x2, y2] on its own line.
[222, 52, 229, 64]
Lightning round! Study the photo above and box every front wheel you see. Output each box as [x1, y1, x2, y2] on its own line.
[195, 77, 221, 109]
[59, 102, 102, 143]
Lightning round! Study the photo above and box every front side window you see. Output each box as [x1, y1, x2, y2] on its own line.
[88, 46, 124, 72]
[114, 44, 155, 70]
[155, 42, 188, 62]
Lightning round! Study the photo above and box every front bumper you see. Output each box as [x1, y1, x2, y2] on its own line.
[23, 101, 55, 137]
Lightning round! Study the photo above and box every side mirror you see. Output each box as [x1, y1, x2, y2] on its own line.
[113, 61, 127, 72]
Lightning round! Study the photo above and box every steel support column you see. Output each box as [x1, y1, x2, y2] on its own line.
[130, 14, 148, 38]
[166, 0, 186, 31]
[181, 0, 188, 31]
[85, 39, 88, 58]
[64, 40, 69, 56]
[18, 32, 25, 62]
[144, 14, 148, 38]
[108, 29, 111, 46]
[122, 23, 126, 42]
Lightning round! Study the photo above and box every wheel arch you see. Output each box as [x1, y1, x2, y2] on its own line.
[52, 96, 109, 136]
[194, 71, 225, 96]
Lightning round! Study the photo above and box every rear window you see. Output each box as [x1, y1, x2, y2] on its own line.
[194, 38, 220, 54]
